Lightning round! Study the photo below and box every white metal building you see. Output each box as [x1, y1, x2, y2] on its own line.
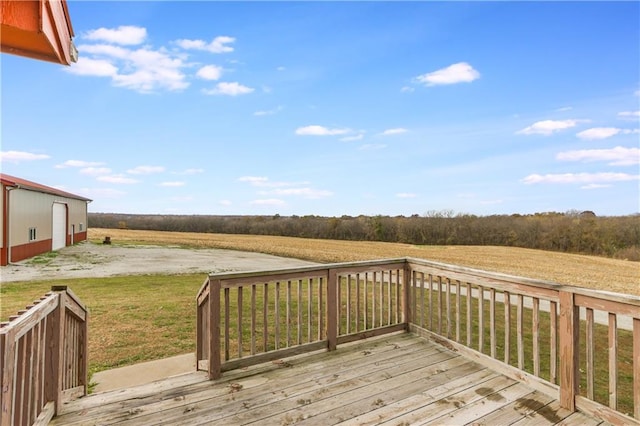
[1, 174, 91, 265]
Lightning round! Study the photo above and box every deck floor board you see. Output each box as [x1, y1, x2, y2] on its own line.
[51, 333, 610, 425]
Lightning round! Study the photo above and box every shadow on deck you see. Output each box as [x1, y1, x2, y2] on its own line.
[51, 333, 606, 426]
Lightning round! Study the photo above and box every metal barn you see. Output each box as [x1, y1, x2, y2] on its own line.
[0, 174, 91, 266]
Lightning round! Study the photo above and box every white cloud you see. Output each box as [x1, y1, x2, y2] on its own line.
[159, 181, 185, 187]
[400, 86, 415, 93]
[516, 119, 586, 136]
[381, 128, 408, 136]
[556, 146, 640, 166]
[396, 193, 417, 198]
[238, 176, 269, 185]
[295, 125, 350, 136]
[261, 188, 333, 199]
[80, 167, 112, 176]
[635, 90, 640, 96]
[582, 184, 611, 190]
[67, 57, 118, 77]
[175, 168, 204, 175]
[250, 199, 286, 206]
[0, 151, 50, 163]
[480, 199, 504, 205]
[277, 66, 286, 71]
[127, 165, 165, 174]
[203, 82, 254, 96]
[196, 65, 223, 81]
[174, 36, 235, 53]
[576, 127, 639, 140]
[522, 172, 639, 185]
[618, 110, 640, 119]
[97, 175, 139, 184]
[555, 106, 573, 112]
[69, 42, 189, 93]
[83, 25, 147, 45]
[254, 106, 283, 116]
[220, 200, 232, 206]
[415, 62, 480, 86]
[340, 134, 364, 142]
[81, 188, 126, 198]
[359, 144, 387, 150]
[55, 160, 105, 168]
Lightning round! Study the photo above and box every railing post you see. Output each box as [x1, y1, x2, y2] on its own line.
[208, 278, 221, 380]
[0, 328, 16, 426]
[327, 269, 338, 351]
[633, 318, 640, 420]
[558, 290, 579, 411]
[45, 289, 65, 416]
[403, 261, 412, 329]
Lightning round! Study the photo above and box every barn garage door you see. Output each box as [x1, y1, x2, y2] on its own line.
[52, 203, 67, 250]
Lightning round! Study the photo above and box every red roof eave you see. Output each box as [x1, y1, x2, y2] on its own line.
[1, 173, 92, 202]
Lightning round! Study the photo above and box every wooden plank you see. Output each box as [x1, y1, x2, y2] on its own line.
[437, 276, 443, 335]
[422, 382, 535, 425]
[574, 293, 640, 319]
[446, 278, 451, 339]
[297, 279, 303, 344]
[472, 390, 555, 426]
[608, 312, 617, 410]
[251, 284, 256, 355]
[456, 280, 461, 342]
[509, 400, 573, 425]
[575, 395, 640, 426]
[327, 270, 338, 351]
[286, 281, 292, 347]
[634, 318, 640, 420]
[307, 278, 312, 343]
[237, 286, 243, 358]
[82, 336, 435, 426]
[533, 297, 540, 376]
[517, 294, 524, 370]
[490, 288, 496, 358]
[505, 290, 511, 364]
[336, 324, 406, 345]
[558, 290, 579, 411]
[262, 283, 268, 352]
[586, 307, 595, 399]
[293, 359, 484, 426]
[223, 287, 230, 361]
[355, 274, 361, 332]
[550, 300, 558, 384]
[217, 348, 462, 425]
[222, 341, 327, 372]
[377, 375, 518, 425]
[466, 283, 472, 347]
[364, 272, 369, 330]
[343, 368, 498, 425]
[32, 401, 55, 426]
[208, 279, 221, 380]
[275, 282, 280, 350]
[3, 294, 58, 340]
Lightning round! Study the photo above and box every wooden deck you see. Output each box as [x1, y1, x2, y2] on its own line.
[51, 333, 608, 426]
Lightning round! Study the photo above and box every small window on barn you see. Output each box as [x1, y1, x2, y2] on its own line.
[79, 223, 84, 231]
[29, 227, 37, 241]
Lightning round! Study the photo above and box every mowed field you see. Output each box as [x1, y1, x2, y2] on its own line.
[90, 228, 639, 295]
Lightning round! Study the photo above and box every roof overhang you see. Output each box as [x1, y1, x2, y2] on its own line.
[1, 0, 77, 65]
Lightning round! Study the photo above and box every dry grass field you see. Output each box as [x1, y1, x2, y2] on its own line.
[89, 228, 639, 296]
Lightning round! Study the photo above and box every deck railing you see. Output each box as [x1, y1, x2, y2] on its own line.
[196, 257, 640, 425]
[0, 286, 88, 426]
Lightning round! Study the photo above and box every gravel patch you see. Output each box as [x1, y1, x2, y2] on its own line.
[0, 242, 318, 283]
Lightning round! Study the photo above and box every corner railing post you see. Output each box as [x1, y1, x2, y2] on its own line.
[0, 328, 16, 426]
[45, 288, 66, 416]
[403, 260, 412, 329]
[327, 269, 338, 351]
[208, 278, 221, 380]
[558, 290, 579, 412]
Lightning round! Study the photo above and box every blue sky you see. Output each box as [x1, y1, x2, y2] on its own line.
[1, 1, 639, 217]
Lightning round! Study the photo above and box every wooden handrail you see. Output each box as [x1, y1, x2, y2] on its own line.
[196, 257, 640, 425]
[0, 286, 88, 426]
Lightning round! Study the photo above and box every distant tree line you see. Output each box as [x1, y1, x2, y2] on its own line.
[89, 211, 640, 261]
